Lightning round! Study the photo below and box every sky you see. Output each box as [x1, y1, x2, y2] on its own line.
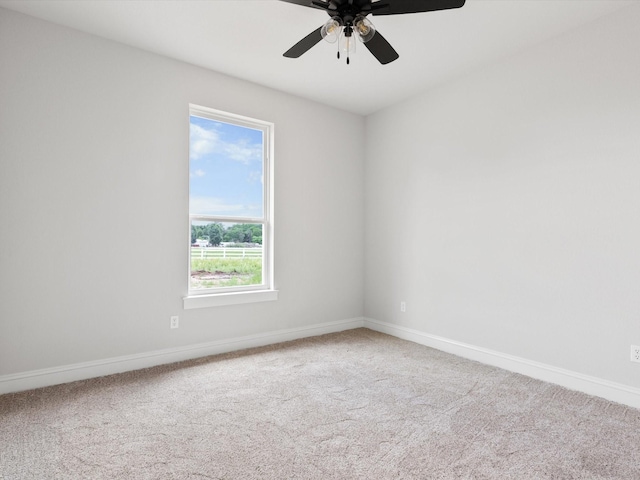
[189, 115, 264, 219]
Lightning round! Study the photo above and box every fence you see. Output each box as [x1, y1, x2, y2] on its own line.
[190, 247, 262, 260]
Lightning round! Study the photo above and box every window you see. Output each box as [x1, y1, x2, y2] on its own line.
[184, 105, 276, 309]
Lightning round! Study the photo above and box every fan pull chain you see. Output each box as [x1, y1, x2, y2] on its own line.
[337, 47, 350, 65]
[336, 29, 350, 64]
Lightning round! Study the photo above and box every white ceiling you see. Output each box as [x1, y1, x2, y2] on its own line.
[0, 0, 634, 115]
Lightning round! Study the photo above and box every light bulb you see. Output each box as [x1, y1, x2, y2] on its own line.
[338, 27, 356, 64]
[321, 17, 342, 44]
[340, 30, 356, 54]
[354, 16, 375, 43]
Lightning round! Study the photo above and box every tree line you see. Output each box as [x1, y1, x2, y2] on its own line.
[191, 223, 262, 246]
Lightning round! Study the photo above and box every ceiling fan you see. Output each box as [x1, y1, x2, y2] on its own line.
[280, 0, 466, 65]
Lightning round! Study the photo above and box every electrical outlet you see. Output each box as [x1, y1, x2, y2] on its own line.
[170, 316, 179, 329]
[631, 345, 640, 363]
[400, 301, 406, 313]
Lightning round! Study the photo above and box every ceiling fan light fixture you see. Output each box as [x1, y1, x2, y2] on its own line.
[321, 16, 342, 44]
[354, 15, 376, 43]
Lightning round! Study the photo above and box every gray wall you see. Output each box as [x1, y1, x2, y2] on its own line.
[365, 4, 640, 388]
[0, 8, 365, 375]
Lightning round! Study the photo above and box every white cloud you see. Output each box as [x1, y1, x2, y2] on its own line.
[194, 169, 206, 177]
[190, 124, 218, 161]
[190, 122, 261, 164]
[189, 196, 261, 218]
[247, 170, 262, 184]
[224, 140, 261, 165]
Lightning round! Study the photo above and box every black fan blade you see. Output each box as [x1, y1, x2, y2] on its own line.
[279, 0, 326, 11]
[372, 0, 465, 16]
[283, 27, 324, 58]
[363, 30, 399, 64]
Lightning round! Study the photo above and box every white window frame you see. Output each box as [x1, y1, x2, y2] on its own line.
[183, 104, 277, 309]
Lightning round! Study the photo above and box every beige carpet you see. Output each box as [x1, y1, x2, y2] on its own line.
[1, 328, 639, 479]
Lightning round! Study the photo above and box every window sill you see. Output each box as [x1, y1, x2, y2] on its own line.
[183, 289, 278, 310]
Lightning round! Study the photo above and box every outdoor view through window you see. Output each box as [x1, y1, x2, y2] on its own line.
[189, 105, 271, 294]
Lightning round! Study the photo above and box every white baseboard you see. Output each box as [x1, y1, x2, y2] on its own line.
[364, 318, 640, 409]
[5, 316, 639, 410]
[0, 317, 365, 395]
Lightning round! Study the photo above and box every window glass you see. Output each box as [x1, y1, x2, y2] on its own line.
[189, 116, 264, 218]
[188, 105, 272, 296]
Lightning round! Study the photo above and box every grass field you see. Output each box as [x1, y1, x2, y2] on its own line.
[190, 257, 262, 289]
